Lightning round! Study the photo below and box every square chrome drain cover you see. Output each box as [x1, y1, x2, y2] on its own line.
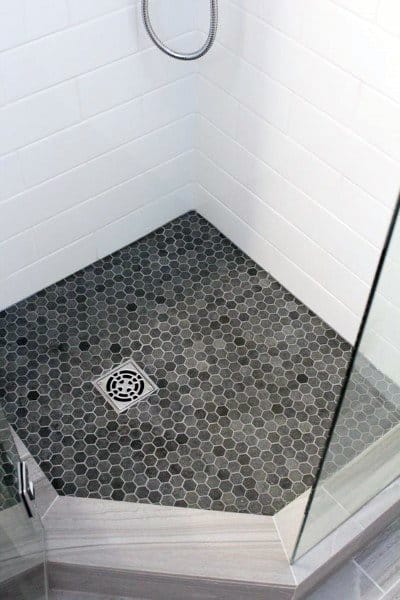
[93, 359, 158, 414]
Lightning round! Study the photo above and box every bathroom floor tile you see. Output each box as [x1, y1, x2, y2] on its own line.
[0, 212, 354, 515]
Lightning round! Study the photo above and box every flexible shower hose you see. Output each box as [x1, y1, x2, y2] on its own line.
[142, 0, 218, 60]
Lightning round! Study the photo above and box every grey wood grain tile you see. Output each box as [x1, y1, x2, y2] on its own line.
[304, 561, 383, 600]
[0, 563, 46, 600]
[49, 563, 295, 600]
[382, 579, 400, 599]
[50, 592, 135, 600]
[0, 503, 44, 582]
[355, 516, 400, 591]
[44, 496, 294, 587]
[356, 478, 400, 531]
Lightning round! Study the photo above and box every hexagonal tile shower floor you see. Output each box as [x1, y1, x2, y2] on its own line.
[0, 212, 355, 515]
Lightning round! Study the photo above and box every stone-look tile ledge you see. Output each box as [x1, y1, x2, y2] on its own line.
[43, 475, 400, 599]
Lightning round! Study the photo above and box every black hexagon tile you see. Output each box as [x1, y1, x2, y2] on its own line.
[0, 212, 355, 515]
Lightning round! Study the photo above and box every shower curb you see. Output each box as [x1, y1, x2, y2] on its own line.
[43, 476, 400, 600]
[9, 428, 400, 598]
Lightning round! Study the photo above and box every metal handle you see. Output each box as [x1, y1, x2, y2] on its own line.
[18, 461, 35, 518]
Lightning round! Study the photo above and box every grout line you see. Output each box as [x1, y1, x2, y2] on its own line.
[379, 577, 400, 598]
[225, 0, 400, 109]
[0, 112, 196, 222]
[209, 34, 400, 172]
[197, 148, 371, 305]
[0, 5, 136, 59]
[197, 109, 381, 255]
[352, 559, 386, 594]
[1, 73, 194, 160]
[0, 26, 195, 110]
[31, 145, 194, 231]
[272, 515, 298, 584]
[327, 0, 400, 41]
[2, 176, 194, 284]
[198, 66, 394, 215]
[42, 495, 60, 520]
[322, 486, 353, 517]
[196, 182, 361, 331]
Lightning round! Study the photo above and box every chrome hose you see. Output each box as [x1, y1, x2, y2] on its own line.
[142, 0, 218, 61]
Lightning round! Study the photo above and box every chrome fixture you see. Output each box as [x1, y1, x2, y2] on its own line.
[93, 359, 158, 414]
[142, 0, 218, 60]
[18, 461, 35, 518]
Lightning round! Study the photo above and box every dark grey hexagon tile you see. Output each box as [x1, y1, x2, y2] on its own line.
[0, 211, 354, 515]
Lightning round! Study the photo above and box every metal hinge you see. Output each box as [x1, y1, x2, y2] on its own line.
[17, 461, 35, 518]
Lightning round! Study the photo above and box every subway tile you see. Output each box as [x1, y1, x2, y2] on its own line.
[234, 12, 361, 125]
[0, 77, 6, 108]
[332, 0, 380, 21]
[77, 52, 146, 117]
[0, 153, 25, 203]
[67, 0, 134, 25]
[136, 0, 198, 51]
[198, 153, 369, 317]
[24, 0, 69, 40]
[0, 8, 137, 102]
[0, 81, 80, 156]
[4, 116, 193, 242]
[196, 77, 239, 136]
[197, 42, 240, 93]
[1, 234, 97, 311]
[288, 95, 400, 208]
[378, 0, 400, 36]
[232, 144, 379, 284]
[353, 84, 400, 162]
[90, 152, 195, 228]
[0, 193, 38, 243]
[232, 61, 291, 131]
[95, 184, 194, 258]
[19, 96, 144, 186]
[260, 0, 304, 39]
[228, 0, 264, 20]
[324, 4, 400, 103]
[0, 267, 34, 312]
[337, 179, 392, 248]
[141, 77, 196, 133]
[0, 230, 37, 279]
[0, 0, 26, 52]
[77, 35, 194, 118]
[300, 0, 344, 62]
[197, 183, 360, 343]
[33, 151, 194, 256]
[233, 104, 391, 255]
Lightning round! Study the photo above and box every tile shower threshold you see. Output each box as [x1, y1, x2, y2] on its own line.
[10, 424, 400, 599]
[43, 475, 400, 600]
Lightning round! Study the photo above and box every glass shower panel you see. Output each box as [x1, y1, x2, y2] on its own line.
[0, 409, 47, 599]
[293, 198, 400, 560]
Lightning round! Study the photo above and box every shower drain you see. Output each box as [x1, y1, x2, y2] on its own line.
[93, 359, 158, 414]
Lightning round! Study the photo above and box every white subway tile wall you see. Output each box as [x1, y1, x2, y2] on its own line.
[0, 0, 400, 351]
[0, 0, 200, 311]
[196, 0, 400, 343]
